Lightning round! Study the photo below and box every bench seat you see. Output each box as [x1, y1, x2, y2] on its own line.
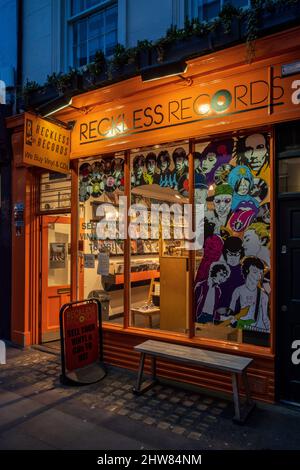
[133, 340, 255, 423]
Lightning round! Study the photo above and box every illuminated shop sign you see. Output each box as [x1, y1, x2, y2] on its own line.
[23, 113, 71, 174]
[71, 61, 300, 157]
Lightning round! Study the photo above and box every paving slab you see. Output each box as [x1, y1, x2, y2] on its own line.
[0, 346, 299, 450]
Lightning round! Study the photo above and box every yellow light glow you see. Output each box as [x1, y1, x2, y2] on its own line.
[44, 98, 73, 117]
[198, 103, 210, 115]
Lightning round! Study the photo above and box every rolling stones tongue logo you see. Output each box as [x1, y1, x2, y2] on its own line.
[229, 201, 259, 232]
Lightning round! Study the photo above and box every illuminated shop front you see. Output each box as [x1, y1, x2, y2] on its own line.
[7, 26, 300, 404]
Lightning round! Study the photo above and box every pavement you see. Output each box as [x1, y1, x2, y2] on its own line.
[0, 345, 299, 450]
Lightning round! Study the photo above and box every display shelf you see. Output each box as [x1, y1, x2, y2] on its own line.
[102, 270, 160, 289]
[116, 270, 160, 284]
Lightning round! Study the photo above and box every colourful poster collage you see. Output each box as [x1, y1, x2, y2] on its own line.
[194, 133, 271, 336]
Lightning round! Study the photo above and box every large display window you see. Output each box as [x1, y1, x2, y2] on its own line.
[78, 153, 125, 324]
[129, 142, 190, 333]
[76, 130, 272, 347]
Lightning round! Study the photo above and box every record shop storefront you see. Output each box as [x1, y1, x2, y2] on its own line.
[8, 27, 300, 404]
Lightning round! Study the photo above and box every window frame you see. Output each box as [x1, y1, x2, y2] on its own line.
[74, 127, 273, 352]
[186, 0, 251, 22]
[67, 0, 119, 69]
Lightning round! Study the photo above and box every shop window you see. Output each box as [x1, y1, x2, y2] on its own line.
[186, 0, 249, 22]
[69, 1, 118, 67]
[40, 172, 71, 212]
[78, 154, 125, 325]
[130, 142, 190, 333]
[279, 158, 300, 193]
[194, 132, 271, 347]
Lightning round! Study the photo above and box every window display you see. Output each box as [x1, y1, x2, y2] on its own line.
[78, 154, 125, 324]
[130, 142, 189, 333]
[194, 133, 271, 346]
[76, 131, 271, 346]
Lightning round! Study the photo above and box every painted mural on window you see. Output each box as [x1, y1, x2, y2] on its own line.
[79, 156, 125, 202]
[194, 133, 271, 345]
[131, 147, 189, 195]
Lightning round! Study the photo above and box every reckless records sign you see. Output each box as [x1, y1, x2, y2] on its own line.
[23, 112, 71, 174]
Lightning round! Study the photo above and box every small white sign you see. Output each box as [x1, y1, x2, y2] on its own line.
[0, 340, 6, 364]
[84, 254, 95, 269]
[97, 252, 110, 276]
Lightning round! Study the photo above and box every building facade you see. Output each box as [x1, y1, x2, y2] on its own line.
[3, 0, 300, 406]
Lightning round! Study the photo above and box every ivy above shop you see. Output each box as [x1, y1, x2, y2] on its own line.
[21, 0, 300, 110]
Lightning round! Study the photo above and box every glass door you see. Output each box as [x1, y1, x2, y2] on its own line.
[41, 215, 71, 343]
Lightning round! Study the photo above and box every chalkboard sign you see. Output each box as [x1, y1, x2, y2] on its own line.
[59, 299, 106, 385]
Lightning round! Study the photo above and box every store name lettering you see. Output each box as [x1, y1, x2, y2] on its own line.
[35, 124, 70, 156]
[78, 76, 300, 144]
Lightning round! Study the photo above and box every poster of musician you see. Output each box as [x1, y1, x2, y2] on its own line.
[194, 133, 271, 341]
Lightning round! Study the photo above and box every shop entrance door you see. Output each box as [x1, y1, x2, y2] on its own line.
[278, 196, 300, 404]
[41, 215, 71, 343]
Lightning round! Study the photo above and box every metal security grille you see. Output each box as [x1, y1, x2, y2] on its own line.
[40, 172, 71, 212]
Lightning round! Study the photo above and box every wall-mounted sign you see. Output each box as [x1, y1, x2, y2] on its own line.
[84, 253, 95, 269]
[23, 112, 71, 174]
[71, 58, 300, 158]
[59, 299, 106, 385]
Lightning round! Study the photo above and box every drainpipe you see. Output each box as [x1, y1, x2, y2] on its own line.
[16, 0, 23, 114]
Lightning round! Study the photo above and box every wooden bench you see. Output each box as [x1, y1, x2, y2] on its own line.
[133, 340, 255, 423]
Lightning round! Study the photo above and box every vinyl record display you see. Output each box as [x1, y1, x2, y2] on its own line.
[79, 163, 92, 182]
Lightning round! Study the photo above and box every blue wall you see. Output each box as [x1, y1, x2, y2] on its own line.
[0, 0, 17, 88]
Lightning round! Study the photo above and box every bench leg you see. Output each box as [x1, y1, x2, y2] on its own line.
[242, 370, 253, 405]
[151, 356, 156, 381]
[132, 353, 157, 395]
[232, 371, 256, 424]
[232, 373, 241, 422]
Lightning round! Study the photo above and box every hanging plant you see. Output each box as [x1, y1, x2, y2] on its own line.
[22, 79, 42, 96]
[108, 44, 138, 80]
[244, 0, 263, 63]
[82, 50, 107, 90]
[218, 2, 241, 34]
[136, 39, 153, 69]
[87, 50, 106, 75]
[46, 69, 82, 94]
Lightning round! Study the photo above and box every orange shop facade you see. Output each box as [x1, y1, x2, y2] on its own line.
[7, 27, 300, 404]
